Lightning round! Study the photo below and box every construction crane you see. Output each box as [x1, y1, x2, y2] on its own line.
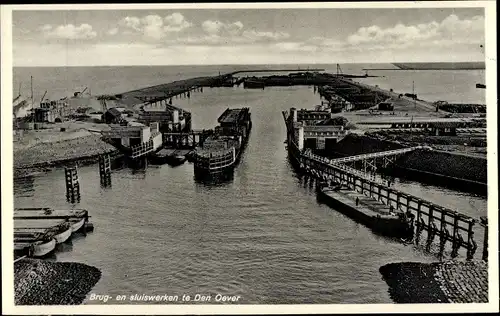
[74, 87, 89, 97]
[476, 44, 486, 89]
[336, 63, 343, 76]
[40, 90, 47, 103]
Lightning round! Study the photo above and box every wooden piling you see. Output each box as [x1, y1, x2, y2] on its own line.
[480, 216, 488, 261]
[467, 219, 477, 259]
[98, 154, 112, 187]
[439, 208, 447, 247]
[64, 166, 80, 203]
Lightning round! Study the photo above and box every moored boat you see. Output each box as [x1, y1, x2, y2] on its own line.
[150, 149, 187, 166]
[316, 181, 414, 238]
[14, 219, 74, 244]
[14, 237, 57, 257]
[70, 218, 86, 232]
[14, 208, 90, 233]
[167, 154, 187, 166]
[193, 108, 252, 175]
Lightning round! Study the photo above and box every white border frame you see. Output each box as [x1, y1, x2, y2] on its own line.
[2, 2, 498, 314]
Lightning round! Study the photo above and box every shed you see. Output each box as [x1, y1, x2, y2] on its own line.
[102, 107, 124, 124]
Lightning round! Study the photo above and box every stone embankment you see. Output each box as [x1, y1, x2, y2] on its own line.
[379, 260, 488, 303]
[14, 259, 101, 305]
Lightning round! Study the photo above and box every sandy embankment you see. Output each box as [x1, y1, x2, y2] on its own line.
[14, 259, 101, 305]
[13, 122, 118, 176]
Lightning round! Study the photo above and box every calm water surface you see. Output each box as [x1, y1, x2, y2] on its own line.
[13, 66, 487, 304]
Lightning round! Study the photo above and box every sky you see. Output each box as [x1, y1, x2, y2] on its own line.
[11, 7, 486, 66]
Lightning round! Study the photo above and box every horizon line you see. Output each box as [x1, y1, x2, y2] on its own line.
[13, 61, 486, 68]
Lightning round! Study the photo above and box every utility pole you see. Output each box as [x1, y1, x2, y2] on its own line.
[31, 76, 35, 124]
[412, 80, 416, 109]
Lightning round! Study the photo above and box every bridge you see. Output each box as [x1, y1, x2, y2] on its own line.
[163, 129, 213, 148]
[330, 146, 431, 173]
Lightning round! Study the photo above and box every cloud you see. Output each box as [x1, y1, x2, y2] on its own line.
[346, 14, 484, 49]
[116, 13, 193, 40]
[241, 30, 290, 41]
[107, 28, 119, 36]
[40, 23, 97, 40]
[270, 14, 484, 56]
[184, 20, 289, 45]
[201, 20, 244, 36]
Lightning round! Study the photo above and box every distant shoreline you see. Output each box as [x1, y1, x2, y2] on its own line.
[13, 61, 486, 69]
[393, 62, 485, 70]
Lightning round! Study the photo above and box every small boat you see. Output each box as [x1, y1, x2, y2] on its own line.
[16, 224, 72, 244]
[14, 208, 89, 233]
[14, 237, 57, 257]
[149, 149, 186, 166]
[53, 223, 72, 243]
[476, 83, 486, 89]
[167, 154, 187, 166]
[15, 219, 73, 244]
[71, 217, 86, 232]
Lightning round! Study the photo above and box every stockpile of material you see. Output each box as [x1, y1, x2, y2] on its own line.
[14, 134, 116, 169]
[379, 260, 488, 303]
[14, 259, 101, 305]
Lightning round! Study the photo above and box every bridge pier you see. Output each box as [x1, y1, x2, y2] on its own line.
[99, 154, 112, 187]
[64, 166, 80, 203]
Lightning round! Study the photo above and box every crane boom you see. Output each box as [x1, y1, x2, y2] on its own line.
[40, 90, 47, 103]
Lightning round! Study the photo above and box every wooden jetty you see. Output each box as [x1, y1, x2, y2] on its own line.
[14, 208, 93, 258]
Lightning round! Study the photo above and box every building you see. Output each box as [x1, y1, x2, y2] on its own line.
[102, 107, 125, 124]
[102, 121, 162, 152]
[289, 107, 349, 152]
[378, 102, 394, 111]
[138, 103, 191, 132]
[34, 99, 68, 123]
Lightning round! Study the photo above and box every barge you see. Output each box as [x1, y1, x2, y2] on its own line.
[316, 181, 414, 238]
[193, 108, 252, 175]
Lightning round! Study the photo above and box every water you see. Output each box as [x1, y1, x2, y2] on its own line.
[12, 65, 487, 304]
[13, 63, 485, 104]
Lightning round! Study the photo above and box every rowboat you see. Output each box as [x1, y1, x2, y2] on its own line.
[14, 208, 88, 233]
[14, 219, 73, 244]
[70, 217, 86, 232]
[14, 238, 57, 257]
